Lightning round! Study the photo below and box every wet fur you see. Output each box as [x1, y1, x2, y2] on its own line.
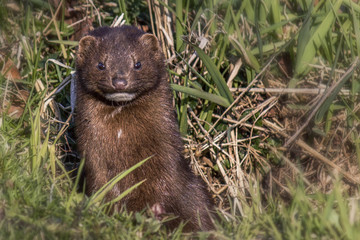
[75, 26, 214, 231]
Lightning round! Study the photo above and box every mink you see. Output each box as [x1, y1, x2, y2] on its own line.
[75, 25, 214, 231]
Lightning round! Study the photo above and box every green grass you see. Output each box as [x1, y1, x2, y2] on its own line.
[1, 0, 360, 239]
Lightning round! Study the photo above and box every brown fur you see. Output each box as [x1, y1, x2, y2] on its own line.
[75, 26, 214, 231]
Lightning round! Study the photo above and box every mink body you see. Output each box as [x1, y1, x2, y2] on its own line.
[75, 26, 213, 231]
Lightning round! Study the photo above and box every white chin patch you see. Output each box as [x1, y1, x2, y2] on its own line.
[105, 92, 136, 102]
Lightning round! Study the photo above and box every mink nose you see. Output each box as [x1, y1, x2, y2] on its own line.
[112, 78, 128, 90]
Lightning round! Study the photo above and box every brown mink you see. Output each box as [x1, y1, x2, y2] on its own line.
[75, 25, 214, 231]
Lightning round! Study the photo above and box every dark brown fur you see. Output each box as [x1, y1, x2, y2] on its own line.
[75, 26, 214, 231]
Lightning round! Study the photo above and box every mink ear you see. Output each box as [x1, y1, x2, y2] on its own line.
[77, 35, 98, 65]
[139, 33, 161, 52]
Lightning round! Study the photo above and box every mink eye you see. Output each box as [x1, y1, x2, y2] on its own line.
[97, 62, 106, 70]
[134, 62, 142, 70]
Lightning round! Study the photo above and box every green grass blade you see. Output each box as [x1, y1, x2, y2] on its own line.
[175, 0, 184, 52]
[230, 8, 261, 72]
[350, 1, 360, 57]
[191, 45, 234, 103]
[254, 0, 263, 63]
[179, 76, 189, 135]
[117, 0, 129, 23]
[270, 0, 282, 36]
[175, 53, 219, 94]
[240, 0, 254, 22]
[47, 40, 79, 46]
[66, 157, 85, 212]
[106, 180, 146, 207]
[343, 0, 360, 13]
[293, 0, 343, 81]
[171, 84, 230, 108]
[315, 59, 360, 123]
[49, 144, 56, 179]
[251, 41, 287, 55]
[30, 105, 42, 172]
[86, 156, 151, 210]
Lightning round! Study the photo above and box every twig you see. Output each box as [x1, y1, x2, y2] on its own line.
[212, 114, 267, 131]
[230, 87, 353, 95]
[42, 0, 65, 35]
[147, 0, 155, 35]
[87, 0, 102, 26]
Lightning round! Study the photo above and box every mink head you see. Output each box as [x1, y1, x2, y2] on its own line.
[76, 26, 167, 103]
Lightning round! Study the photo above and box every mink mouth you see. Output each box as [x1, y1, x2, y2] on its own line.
[104, 92, 136, 102]
[96, 82, 137, 102]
